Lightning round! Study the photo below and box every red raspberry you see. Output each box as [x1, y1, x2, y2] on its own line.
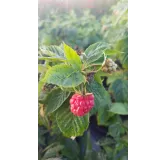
[69, 93, 95, 116]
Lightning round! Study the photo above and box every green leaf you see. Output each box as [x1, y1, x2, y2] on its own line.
[38, 57, 65, 63]
[114, 37, 128, 69]
[91, 53, 106, 66]
[38, 65, 49, 97]
[38, 113, 50, 129]
[50, 120, 62, 136]
[109, 103, 128, 115]
[38, 127, 46, 146]
[86, 80, 111, 114]
[43, 146, 64, 159]
[108, 123, 121, 138]
[61, 139, 80, 159]
[83, 42, 110, 65]
[97, 137, 115, 146]
[44, 64, 85, 88]
[94, 73, 102, 85]
[38, 135, 45, 146]
[96, 70, 111, 77]
[104, 49, 123, 58]
[97, 106, 112, 126]
[110, 79, 128, 102]
[123, 120, 128, 129]
[64, 43, 82, 70]
[38, 90, 49, 103]
[122, 135, 128, 143]
[107, 71, 124, 84]
[102, 146, 113, 159]
[38, 64, 48, 73]
[45, 89, 71, 114]
[56, 100, 89, 137]
[122, 50, 128, 69]
[40, 45, 65, 59]
[84, 151, 107, 160]
[38, 79, 46, 96]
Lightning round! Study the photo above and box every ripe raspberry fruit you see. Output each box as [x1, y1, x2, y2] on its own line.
[70, 93, 95, 117]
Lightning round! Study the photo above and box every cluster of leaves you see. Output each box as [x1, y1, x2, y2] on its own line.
[38, 0, 128, 159]
[38, 42, 128, 159]
[38, 41, 112, 136]
[39, 0, 127, 51]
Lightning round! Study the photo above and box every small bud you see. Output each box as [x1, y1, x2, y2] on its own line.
[80, 55, 83, 60]
[107, 63, 113, 67]
[114, 63, 118, 68]
[106, 58, 112, 64]
[102, 67, 108, 72]
[80, 53, 86, 60]
[112, 67, 116, 72]
[108, 67, 113, 71]
[108, 70, 112, 74]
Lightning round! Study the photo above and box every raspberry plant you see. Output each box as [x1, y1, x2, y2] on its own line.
[38, 1, 128, 159]
[38, 41, 122, 138]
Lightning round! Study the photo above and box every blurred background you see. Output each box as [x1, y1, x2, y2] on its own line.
[38, 0, 127, 51]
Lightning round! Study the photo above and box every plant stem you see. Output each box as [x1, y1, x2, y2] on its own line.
[81, 83, 84, 95]
[83, 83, 86, 95]
[84, 63, 101, 69]
[82, 71, 97, 75]
[80, 83, 87, 95]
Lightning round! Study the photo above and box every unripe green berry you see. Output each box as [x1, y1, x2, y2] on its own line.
[108, 70, 112, 74]
[102, 67, 108, 72]
[80, 53, 86, 60]
[114, 63, 118, 68]
[106, 58, 112, 64]
[112, 67, 116, 72]
[108, 67, 113, 71]
[107, 62, 113, 67]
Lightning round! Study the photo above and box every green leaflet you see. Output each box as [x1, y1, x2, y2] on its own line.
[56, 100, 89, 137]
[108, 123, 121, 138]
[45, 88, 71, 114]
[83, 42, 110, 66]
[64, 43, 82, 70]
[94, 72, 102, 85]
[110, 79, 128, 102]
[40, 45, 65, 59]
[107, 71, 124, 85]
[109, 103, 128, 115]
[44, 64, 85, 88]
[38, 79, 45, 96]
[86, 80, 111, 114]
